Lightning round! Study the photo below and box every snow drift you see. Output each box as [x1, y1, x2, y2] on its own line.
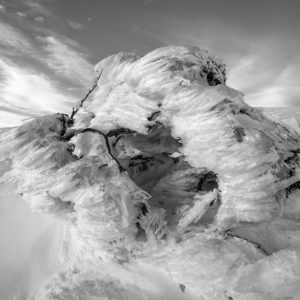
[1, 46, 300, 299]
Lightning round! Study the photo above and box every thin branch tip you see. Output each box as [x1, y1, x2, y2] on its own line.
[70, 68, 104, 122]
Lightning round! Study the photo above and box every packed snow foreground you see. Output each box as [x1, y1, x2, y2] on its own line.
[1, 46, 300, 300]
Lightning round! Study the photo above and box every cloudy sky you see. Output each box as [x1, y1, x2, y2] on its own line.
[0, 0, 299, 127]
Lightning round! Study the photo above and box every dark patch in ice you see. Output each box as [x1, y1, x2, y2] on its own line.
[55, 113, 70, 137]
[147, 111, 161, 121]
[233, 126, 246, 143]
[286, 181, 300, 196]
[98, 163, 108, 170]
[239, 108, 257, 119]
[106, 127, 136, 137]
[209, 98, 232, 111]
[179, 283, 186, 293]
[207, 71, 222, 86]
[284, 149, 300, 196]
[197, 172, 218, 192]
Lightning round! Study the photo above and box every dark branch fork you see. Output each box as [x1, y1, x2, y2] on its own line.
[67, 128, 126, 172]
[80, 128, 124, 171]
[62, 68, 126, 172]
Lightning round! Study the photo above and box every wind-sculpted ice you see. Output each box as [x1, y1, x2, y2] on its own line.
[1, 46, 300, 299]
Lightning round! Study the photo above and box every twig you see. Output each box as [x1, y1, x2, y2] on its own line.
[73, 128, 126, 172]
[224, 230, 269, 255]
[70, 68, 104, 121]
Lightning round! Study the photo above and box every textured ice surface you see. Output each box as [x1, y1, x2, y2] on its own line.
[1, 46, 300, 299]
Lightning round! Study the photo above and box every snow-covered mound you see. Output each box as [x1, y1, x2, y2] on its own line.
[1, 46, 300, 300]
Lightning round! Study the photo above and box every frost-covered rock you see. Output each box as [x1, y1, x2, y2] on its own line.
[1, 46, 300, 299]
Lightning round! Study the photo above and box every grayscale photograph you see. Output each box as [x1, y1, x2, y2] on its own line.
[0, 0, 300, 299]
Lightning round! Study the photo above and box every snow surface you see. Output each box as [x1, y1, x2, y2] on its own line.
[1, 46, 300, 299]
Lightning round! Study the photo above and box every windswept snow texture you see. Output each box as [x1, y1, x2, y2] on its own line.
[1, 46, 300, 299]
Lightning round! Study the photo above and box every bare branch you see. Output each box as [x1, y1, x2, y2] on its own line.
[70, 68, 104, 121]
[66, 127, 126, 172]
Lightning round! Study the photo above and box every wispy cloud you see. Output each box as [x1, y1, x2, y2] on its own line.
[16, 11, 27, 18]
[226, 47, 300, 107]
[0, 59, 76, 127]
[0, 21, 33, 55]
[67, 20, 83, 30]
[235, 59, 300, 107]
[0, 2, 94, 127]
[23, 0, 51, 16]
[0, 4, 6, 12]
[34, 16, 45, 23]
[39, 36, 94, 86]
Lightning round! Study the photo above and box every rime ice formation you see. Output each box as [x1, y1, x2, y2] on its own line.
[1, 46, 300, 299]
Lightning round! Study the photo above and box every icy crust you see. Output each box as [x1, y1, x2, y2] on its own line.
[78, 45, 300, 227]
[1, 46, 300, 299]
[0, 116, 151, 262]
[74, 46, 226, 133]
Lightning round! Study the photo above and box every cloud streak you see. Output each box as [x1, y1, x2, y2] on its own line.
[226, 44, 300, 107]
[0, 59, 76, 127]
[0, 15, 94, 128]
[68, 20, 83, 30]
[16, 11, 27, 18]
[0, 21, 33, 55]
[0, 4, 6, 12]
[23, 0, 51, 16]
[0, 3, 95, 127]
[39, 36, 94, 86]
[34, 16, 45, 23]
